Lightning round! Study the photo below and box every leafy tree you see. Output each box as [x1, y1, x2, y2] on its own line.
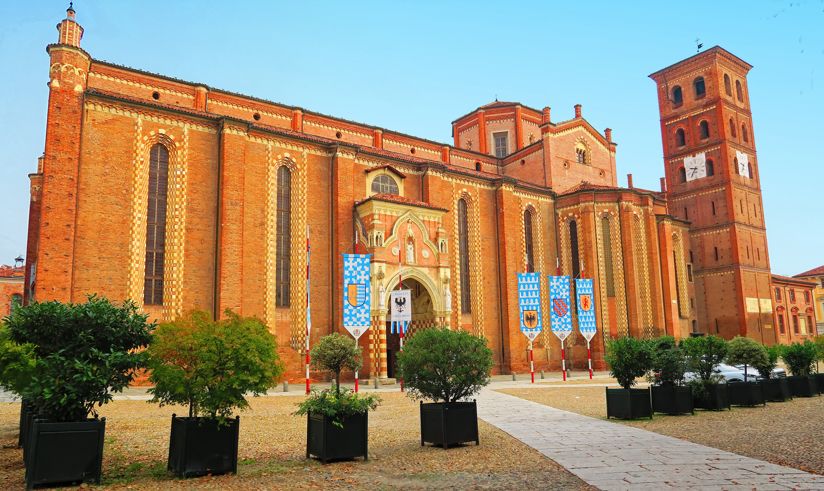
[681, 335, 727, 383]
[649, 336, 687, 386]
[813, 335, 824, 373]
[0, 323, 36, 396]
[726, 336, 768, 381]
[754, 344, 781, 380]
[604, 337, 653, 389]
[781, 341, 817, 376]
[5, 296, 153, 422]
[397, 327, 493, 403]
[147, 311, 283, 420]
[309, 333, 362, 397]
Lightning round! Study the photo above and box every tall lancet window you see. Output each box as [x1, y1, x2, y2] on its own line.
[276, 166, 292, 307]
[524, 209, 535, 272]
[569, 220, 580, 278]
[144, 144, 169, 305]
[458, 198, 471, 314]
[602, 217, 615, 297]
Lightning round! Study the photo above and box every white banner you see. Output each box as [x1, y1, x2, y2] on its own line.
[390, 290, 412, 323]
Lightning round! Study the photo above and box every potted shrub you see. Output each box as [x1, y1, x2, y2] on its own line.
[781, 341, 818, 397]
[814, 336, 824, 394]
[724, 336, 767, 406]
[755, 345, 791, 402]
[5, 296, 152, 488]
[147, 311, 283, 478]
[649, 336, 693, 415]
[682, 335, 730, 411]
[396, 327, 493, 449]
[295, 333, 380, 463]
[604, 337, 653, 419]
[0, 323, 37, 448]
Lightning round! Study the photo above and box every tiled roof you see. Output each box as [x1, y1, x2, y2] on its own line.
[560, 182, 664, 199]
[794, 265, 824, 278]
[772, 274, 817, 286]
[355, 194, 449, 212]
[0, 265, 24, 279]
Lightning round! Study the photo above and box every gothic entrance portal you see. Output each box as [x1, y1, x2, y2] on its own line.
[385, 278, 436, 379]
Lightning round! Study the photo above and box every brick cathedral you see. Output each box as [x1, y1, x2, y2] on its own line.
[24, 7, 803, 379]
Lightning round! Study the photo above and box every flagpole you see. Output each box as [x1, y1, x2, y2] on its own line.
[305, 226, 311, 395]
[398, 247, 405, 392]
[529, 339, 535, 384]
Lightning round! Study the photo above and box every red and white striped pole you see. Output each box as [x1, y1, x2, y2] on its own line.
[561, 337, 567, 382]
[354, 336, 360, 393]
[587, 340, 593, 379]
[529, 340, 535, 383]
[398, 248, 405, 392]
[305, 227, 311, 395]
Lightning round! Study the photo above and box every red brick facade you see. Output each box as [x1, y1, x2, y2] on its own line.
[26, 9, 789, 381]
[0, 266, 24, 319]
[771, 275, 817, 343]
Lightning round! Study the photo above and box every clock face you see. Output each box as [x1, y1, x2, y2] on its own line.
[738, 160, 748, 175]
[684, 153, 706, 182]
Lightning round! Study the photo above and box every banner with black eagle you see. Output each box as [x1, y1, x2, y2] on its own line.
[517, 272, 543, 341]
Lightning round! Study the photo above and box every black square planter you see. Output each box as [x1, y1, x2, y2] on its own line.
[761, 378, 792, 402]
[651, 385, 694, 415]
[420, 401, 480, 449]
[168, 415, 239, 478]
[306, 412, 368, 463]
[692, 383, 730, 411]
[18, 400, 33, 449]
[787, 375, 818, 398]
[727, 381, 766, 407]
[815, 373, 824, 395]
[24, 418, 105, 490]
[606, 388, 652, 419]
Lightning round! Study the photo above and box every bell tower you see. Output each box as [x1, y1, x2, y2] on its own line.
[650, 47, 773, 342]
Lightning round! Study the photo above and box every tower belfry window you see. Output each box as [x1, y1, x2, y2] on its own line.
[675, 128, 686, 147]
[672, 86, 683, 106]
[736, 80, 744, 102]
[724, 74, 732, 96]
[694, 77, 706, 98]
[699, 120, 709, 139]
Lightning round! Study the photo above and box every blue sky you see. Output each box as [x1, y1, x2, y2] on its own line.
[0, 1, 821, 276]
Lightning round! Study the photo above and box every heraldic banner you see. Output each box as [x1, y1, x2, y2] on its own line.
[517, 272, 543, 341]
[548, 275, 573, 342]
[343, 253, 371, 340]
[390, 289, 412, 334]
[575, 278, 597, 341]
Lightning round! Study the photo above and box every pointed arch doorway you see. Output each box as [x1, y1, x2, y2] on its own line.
[385, 277, 436, 379]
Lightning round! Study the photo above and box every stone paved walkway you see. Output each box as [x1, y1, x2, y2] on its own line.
[477, 389, 824, 490]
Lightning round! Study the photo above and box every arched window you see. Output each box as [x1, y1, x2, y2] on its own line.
[576, 147, 587, 164]
[706, 158, 714, 176]
[276, 166, 291, 307]
[735, 80, 743, 102]
[694, 77, 706, 98]
[672, 86, 683, 106]
[601, 217, 615, 297]
[729, 118, 737, 138]
[699, 120, 710, 139]
[569, 220, 580, 278]
[524, 209, 535, 272]
[741, 124, 749, 143]
[458, 199, 471, 314]
[711, 201, 716, 215]
[675, 128, 686, 147]
[371, 174, 399, 195]
[678, 166, 686, 183]
[144, 144, 169, 305]
[747, 162, 753, 179]
[724, 74, 732, 96]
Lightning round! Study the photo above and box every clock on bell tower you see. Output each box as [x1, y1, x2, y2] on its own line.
[650, 46, 774, 342]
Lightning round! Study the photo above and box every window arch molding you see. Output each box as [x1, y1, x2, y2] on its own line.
[128, 130, 187, 319]
[365, 166, 405, 197]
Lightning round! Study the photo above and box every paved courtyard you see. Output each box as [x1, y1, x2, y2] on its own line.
[477, 389, 824, 490]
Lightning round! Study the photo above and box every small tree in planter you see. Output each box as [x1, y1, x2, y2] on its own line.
[147, 311, 283, 478]
[604, 337, 653, 419]
[0, 323, 37, 448]
[754, 345, 791, 402]
[5, 296, 152, 488]
[396, 327, 493, 449]
[295, 333, 380, 463]
[781, 341, 818, 397]
[649, 336, 692, 415]
[725, 337, 767, 406]
[681, 335, 730, 410]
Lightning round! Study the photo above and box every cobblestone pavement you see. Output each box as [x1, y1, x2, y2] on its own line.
[477, 389, 824, 490]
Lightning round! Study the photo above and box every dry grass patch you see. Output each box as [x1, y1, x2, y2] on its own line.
[0, 393, 592, 490]
[500, 386, 824, 475]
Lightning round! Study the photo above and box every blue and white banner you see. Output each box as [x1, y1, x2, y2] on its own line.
[548, 275, 573, 342]
[575, 278, 597, 342]
[517, 272, 543, 341]
[343, 254, 371, 339]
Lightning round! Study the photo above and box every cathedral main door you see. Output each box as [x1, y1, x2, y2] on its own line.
[385, 278, 435, 379]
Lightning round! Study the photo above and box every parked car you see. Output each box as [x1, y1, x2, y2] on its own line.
[683, 363, 785, 383]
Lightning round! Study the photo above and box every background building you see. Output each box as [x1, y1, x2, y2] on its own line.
[793, 265, 824, 335]
[24, 7, 801, 379]
[0, 262, 24, 318]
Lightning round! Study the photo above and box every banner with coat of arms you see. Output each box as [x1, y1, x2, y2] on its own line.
[548, 275, 573, 342]
[517, 272, 543, 341]
[390, 290, 412, 334]
[343, 254, 371, 339]
[575, 278, 597, 341]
